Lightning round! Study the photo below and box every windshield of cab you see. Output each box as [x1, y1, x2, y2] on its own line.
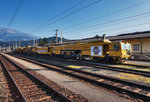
[126, 44, 131, 50]
[121, 43, 131, 50]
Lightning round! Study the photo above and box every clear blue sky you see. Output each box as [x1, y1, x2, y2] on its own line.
[0, 0, 150, 39]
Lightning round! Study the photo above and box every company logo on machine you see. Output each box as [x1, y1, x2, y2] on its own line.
[91, 46, 102, 56]
[92, 46, 100, 54]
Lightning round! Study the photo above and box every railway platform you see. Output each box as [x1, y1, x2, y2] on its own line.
[2, 53, 150, 102]
[1, 53, 133, 102]
[12, 53, 150, 86]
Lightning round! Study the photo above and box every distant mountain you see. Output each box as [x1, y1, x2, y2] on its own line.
[0, 27, 69, 47]
[0, 27, 34, 42]
[0, 36, 69, 47]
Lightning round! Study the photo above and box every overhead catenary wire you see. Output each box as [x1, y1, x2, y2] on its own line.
[31, 0, 150, 38]
[30, 0, 102, 33]
[63, 11, 150, 34]
[95, 22, 150, 34]
[66, 15, 150, 38]
[29, 0, 85, 33]
[67, 21, 150, 38]
[7, 0, 24, 28]
[63, 0, 150, 31]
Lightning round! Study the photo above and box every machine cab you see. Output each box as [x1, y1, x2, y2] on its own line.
[109, 41, 132, 61]
[121, 42, 132, 59]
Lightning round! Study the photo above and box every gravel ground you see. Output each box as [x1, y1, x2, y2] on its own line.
[2, 53, 133, 102]
[0, 63, 14, 102]
[125, 60, 150, 67]
[14, 53, 150, 86]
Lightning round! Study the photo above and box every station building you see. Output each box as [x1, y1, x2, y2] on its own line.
[108, 31, 150, 60]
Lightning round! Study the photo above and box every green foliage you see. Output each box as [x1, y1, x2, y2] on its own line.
[43, 37, 48, 44]
[39, 38, 43, 46]
[49, 40, 55, 43]
[39, 37, 48, 46]
[94, 35, 100, 38]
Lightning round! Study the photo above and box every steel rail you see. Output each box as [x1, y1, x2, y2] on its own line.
[1, 54, 72, 102]
[0, 56, 28, 102]
[12, 53, 150, 77]
[13, 54, 150, 88]
[71, 60, 150, 77]
[7, 54, 150, 101]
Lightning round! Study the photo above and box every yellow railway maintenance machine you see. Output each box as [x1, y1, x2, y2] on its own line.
[52, 37, 131, 63]
[36, 46, 53, 55]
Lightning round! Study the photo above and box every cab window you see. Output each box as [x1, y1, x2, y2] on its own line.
[126, 44, 131, 50]
[113, 44, 120, 50]
[122, 44, 126, 50]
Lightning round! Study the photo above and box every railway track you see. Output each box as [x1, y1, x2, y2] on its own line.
[50, 56, 150, 77]
[67, 59, 150, 77]
[13, 53, 150, 78]
[0, 61, 21, 102]
[0, 55, 72, 102]
[6, 53, 150, 101]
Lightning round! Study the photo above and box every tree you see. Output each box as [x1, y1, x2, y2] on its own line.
[50, 40, 54, 43]
[43, 37, 48, 44]
[43, 37, 48, 45]
[39, 38, 43, 46]
[94, 35, 100, 38]
[39, 37, 48, 46]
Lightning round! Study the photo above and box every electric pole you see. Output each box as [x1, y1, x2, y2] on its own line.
[19, 40, 21, 47]
[15, 42, 18, 49]
[36, 37, 38, 46]
[13, 43, 14, 51]
[33, 38, 35, 46]
[55, 29, 59, 44]
[61, 30, 62, 44]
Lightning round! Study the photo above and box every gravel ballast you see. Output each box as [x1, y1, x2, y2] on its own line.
[3, 53, 132, 102]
